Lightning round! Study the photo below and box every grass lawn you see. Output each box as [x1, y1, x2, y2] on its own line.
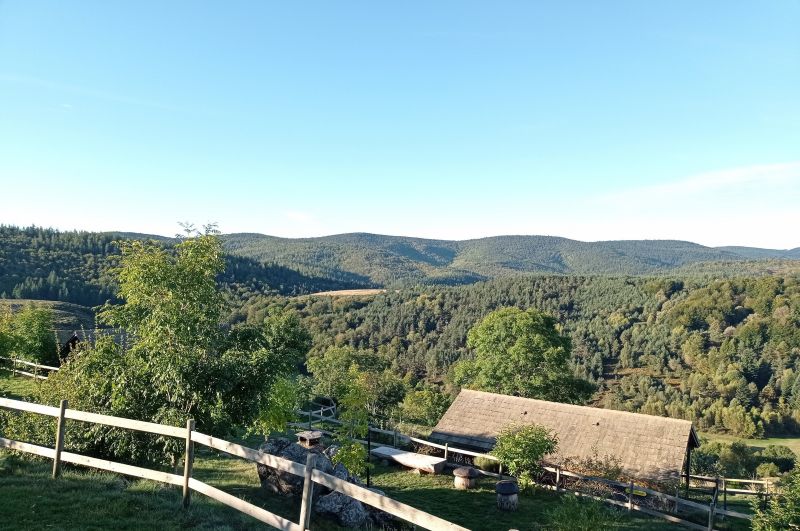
[700, 431, 800, 456]
[0, 371, 40, 400]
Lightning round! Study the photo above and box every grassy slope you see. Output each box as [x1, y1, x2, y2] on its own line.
[0, 372, 39, 400]
[700, 431, 800, 456]
[0, 378, 745, 530]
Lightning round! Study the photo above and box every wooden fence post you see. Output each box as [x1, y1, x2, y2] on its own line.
[555, 466, 561, 492]
[707, 500, 715, 531]
[722, 477, 727, 511]
[52, 399, 68, 478]
[444, 443, 449, 462]
[393, 429, 398, 448]
[628, 480, 634, 512]
[674, 484, 680, 514]
[308, 410, 312, 429]
[299, 453, 317, 530]
[182, 419, 195, 508]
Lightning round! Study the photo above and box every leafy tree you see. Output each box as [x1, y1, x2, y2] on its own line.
[454, 307, 594, 403]
[752, 468, 800, 530]
[397, 388, 452, 426]
[9, 230, 309, 465]
[0, 305, 58, 365]
[491, 423, 558, 487]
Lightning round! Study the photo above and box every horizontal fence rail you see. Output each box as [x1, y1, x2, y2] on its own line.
[0, 356, 60, 380]
[297, 408, 767, 530]
[0, 397, 466, 531]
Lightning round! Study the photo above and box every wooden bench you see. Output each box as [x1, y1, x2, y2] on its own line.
[370, 446, 447, 474]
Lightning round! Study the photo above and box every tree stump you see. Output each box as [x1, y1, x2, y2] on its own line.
[453, 467, 478, 490]
[496, 480, 519, 511]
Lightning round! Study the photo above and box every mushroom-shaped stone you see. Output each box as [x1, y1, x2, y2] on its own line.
[453, 467, 479, 490]
[495, 480, 519, 511]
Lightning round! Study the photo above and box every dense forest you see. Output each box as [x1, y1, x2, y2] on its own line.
[0, 226, 361, 306]
[223, 232, 800, 286]
[3, 225, 800, 438]
[234, 274, 800, 437]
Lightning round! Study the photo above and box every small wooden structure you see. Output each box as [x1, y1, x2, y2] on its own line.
[295, 430, 323, 449]
[495, 480, 519, 511]
[370, 446, 447, 474]
[453, 467, 478, 490]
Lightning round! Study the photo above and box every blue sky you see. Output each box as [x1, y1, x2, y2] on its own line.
[1, 1, 798, 247]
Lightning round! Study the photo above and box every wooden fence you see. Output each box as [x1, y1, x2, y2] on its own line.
[297, 407, 766, 531]
[0, 356, 59, 380]
[0, 397, 466, 531]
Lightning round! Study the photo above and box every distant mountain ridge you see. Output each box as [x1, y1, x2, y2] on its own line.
[221, 232, 800, 286]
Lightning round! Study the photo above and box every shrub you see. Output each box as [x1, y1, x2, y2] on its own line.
[756, 462, 780, 478]
[473, 455, 500, 473]
[752, 468, 800, 530]
[759, 445, 796, 473]
[491, 423, 558, 487]
[544, 494, 623, 530]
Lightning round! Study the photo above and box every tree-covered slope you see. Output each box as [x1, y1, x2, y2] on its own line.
[239, 273, 800, 437]
[0, 226, 363, 306]
[223, 232, 799, 286]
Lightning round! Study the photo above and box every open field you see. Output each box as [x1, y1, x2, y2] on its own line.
[700, 431, 800, 456]
[306, 289, 387, 297]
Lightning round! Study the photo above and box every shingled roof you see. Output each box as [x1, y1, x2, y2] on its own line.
[431, 389, 699, 481]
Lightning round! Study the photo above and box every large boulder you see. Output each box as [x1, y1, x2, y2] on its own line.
[258, 439, 395, 528]
[256, 438, 334, 496]
[314, 491, 370, 528]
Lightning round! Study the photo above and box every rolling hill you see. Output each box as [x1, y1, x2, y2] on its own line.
[222, 232, 800, 286]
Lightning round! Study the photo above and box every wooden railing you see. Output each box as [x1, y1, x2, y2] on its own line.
[0, 397, 467, 531]
[297, 407, 764, 531]
[0, 356, 60, 380]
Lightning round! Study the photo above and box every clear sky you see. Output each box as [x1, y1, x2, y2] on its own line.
[1, 1, 798, 248]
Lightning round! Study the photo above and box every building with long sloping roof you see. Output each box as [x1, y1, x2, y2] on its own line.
[430, 389, 699, 481]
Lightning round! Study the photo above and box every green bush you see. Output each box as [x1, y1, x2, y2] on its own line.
[759, 445, 796, 473]
[491, 423, 558, 487]
[756, 462, 780, 478]
[473, 455, 500, 473]
[752, 468, 800, 530]
[544, 494, 623, 530]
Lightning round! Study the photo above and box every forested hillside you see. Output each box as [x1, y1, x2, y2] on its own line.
[0, 226, 362, 306]
[223, 232, 800, 286]
[3, 225, 800, 437]
[235, 274, 800, 437]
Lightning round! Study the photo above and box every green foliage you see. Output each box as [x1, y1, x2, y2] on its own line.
[397, 388, 452, 426]
[330, 440, 370, 476]
[760, 445, 797, 473]
[491, 423, 558, 487]
[9, 231, 310, 465]
[752, 468, 800, 530]
[544, 494, 623, 531]
[756, 462, 780, 478]
[456, 307, 594, 402]
[0, 304, 57, 365]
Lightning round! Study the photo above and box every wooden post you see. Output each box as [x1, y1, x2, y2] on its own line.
[182, 419, 195, 508]
[555, 466, 561, 492]
[299, 453, 317, 530]
[674, 484, 680, 514]
[722, 477, 727, 511]
[444, 443, 449, 462]
[308, 410, 312, 429]
[52, 399, 68, 478]
[707, 500, 715, 531]
[393, 429, 398, 448]
[628, 480, 634, 512]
